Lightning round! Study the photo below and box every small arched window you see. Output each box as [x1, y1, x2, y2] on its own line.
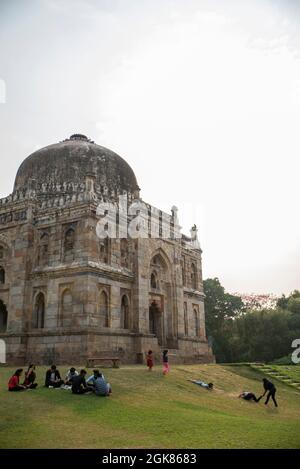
[64, 228, 75, 261]
[0, 246, 4, 260]
[121, 295, 130, 329]
[38, 232, 49, 266]
[151, 272, 158, 289]
[34, 292, 45, 329]
[191, 263, 197, 290]
[99, 290, 109, 327]
[0, 267, 5, 285]
[100, 238, 110, 264]
[194, 309, 200, 337]
[184, 302, 188, 336]
[61, 289, 73, 327]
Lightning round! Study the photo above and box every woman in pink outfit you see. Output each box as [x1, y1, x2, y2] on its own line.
[162, 350, 170, 375]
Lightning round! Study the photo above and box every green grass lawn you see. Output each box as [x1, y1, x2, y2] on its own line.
[250, 364, 300, 390]
[269, 365, 300, 382]
[0, 364, 300, 449]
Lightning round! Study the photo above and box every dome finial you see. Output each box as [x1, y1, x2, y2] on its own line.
[69, 133, 89, 141]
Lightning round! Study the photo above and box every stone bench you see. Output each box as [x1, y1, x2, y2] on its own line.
[86, 357, 120, 369]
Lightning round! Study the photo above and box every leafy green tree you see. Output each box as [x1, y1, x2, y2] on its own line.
[277, 294, 289, 309]
[204, 279, 299, 363]
[204, 278, 244, 332]
[287, 296, 300, 314]
[277, 290, 300, 311]
[204, 278, 244, 362]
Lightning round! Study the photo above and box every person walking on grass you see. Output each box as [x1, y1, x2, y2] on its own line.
[8, 369, 27, 392]
[23, 364, 38, 389]
[262, 378, 278, 407]
[162, 350, 170, 375]
[146, 350, 154, 371]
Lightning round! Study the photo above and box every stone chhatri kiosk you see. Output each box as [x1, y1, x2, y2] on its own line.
[0, 134, 214, 364]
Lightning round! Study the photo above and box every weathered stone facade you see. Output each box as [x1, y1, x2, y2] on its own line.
[0, 134, 214, 365]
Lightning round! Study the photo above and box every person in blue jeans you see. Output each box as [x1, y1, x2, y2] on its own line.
[188, 379, 213, 390]
[86, 370, 112, 396]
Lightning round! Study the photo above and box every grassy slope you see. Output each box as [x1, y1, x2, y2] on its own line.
[0, 364, 300, 449]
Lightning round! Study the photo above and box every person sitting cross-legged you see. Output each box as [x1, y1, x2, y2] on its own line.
[8, 369, 27, 392]
[85, 369, 100, 391]
[86, 370, 112, 396]
[64, 367, 79, 386]
[45, 365, 64, 388]
[71, 369, 91, 395]
[23, 364, 38, 389]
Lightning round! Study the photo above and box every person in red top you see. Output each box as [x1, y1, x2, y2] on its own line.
[146, 350, 154, 371]
[8, 369, 27, 392]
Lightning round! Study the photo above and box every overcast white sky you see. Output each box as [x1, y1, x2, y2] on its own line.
[0, 0, 299, 295]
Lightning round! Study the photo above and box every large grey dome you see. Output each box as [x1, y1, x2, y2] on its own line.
[14, 134, 139, 196]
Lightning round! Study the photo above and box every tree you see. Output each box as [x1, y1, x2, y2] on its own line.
[277, 290, 300, 312]
[204, 278, 244, 362]
[287, 297, 300, 315]
[204, 278, 299, 363]
[204, 278, 244, 332]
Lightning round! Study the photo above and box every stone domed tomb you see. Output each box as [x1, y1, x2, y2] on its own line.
[0, 135, 214, 365]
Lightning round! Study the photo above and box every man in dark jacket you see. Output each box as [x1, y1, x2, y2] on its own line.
[45, 365, 64, 388]
[262, 378, 278, 407]
[71, 369, 91, 394]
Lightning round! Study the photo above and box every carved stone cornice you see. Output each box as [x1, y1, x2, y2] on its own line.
[183, 288, 205, 299]
[30, 261, 134, 283]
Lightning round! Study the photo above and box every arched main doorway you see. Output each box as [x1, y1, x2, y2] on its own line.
[149, 250, 173, 345]
[0, 300, 8, 332]
[149, 301, 163, 346]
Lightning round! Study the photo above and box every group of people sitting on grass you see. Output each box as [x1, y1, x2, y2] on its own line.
[8, 365, 112, 397]
[7, 356, 278, 407]
[8, 364, 38, 391]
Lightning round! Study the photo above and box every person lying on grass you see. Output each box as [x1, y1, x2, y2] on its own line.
[23, 364, 38, 389]
[71, 369, 92, 395]
[86, 370, 112, 396]
[45, 364, 64, 388]
[8, 369, 27, 392]
[188, 379, 213, 390]
[238, 391, 262, 403]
